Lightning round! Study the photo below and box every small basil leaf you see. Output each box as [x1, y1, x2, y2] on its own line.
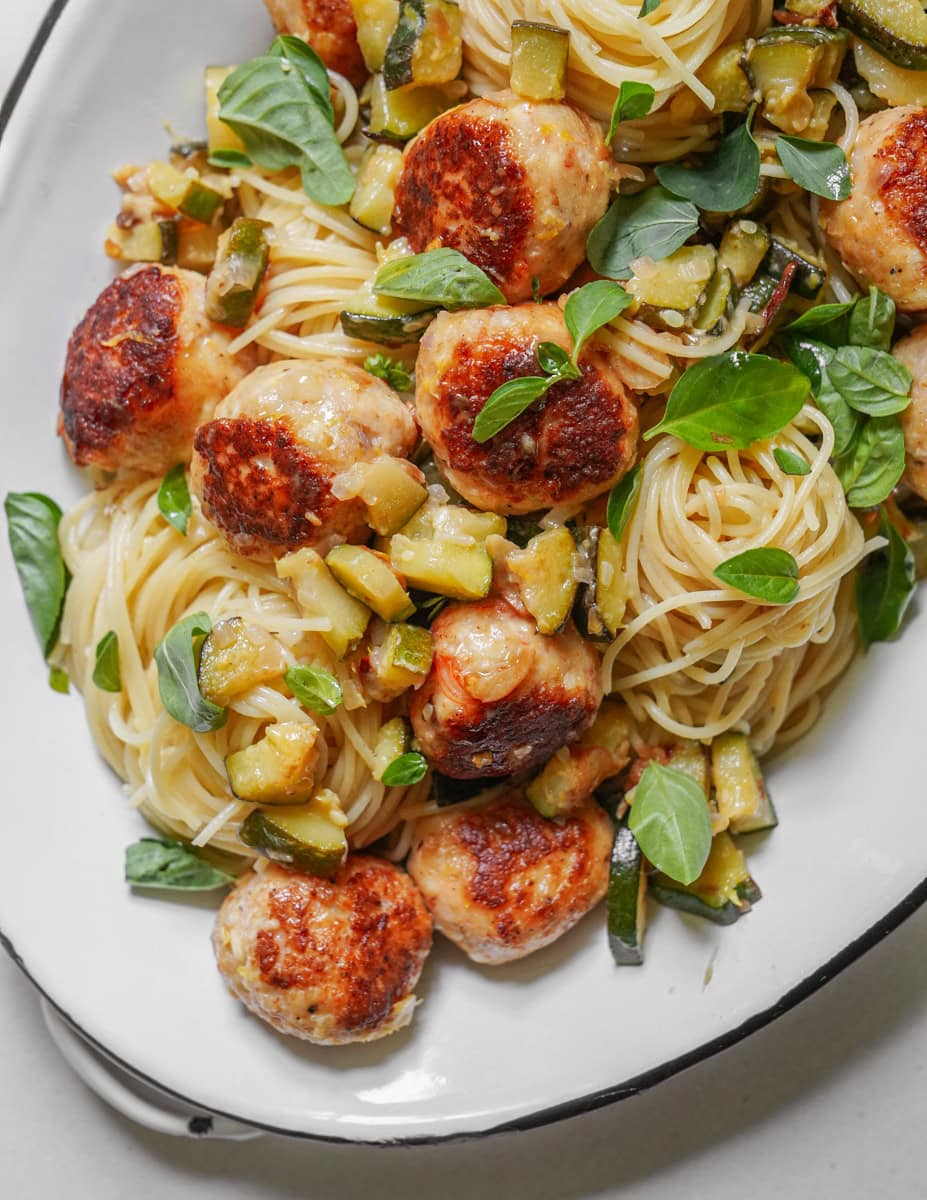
[364, 353, 412, 391]
[268, 35, 334, 124]
[125, 837, 235, 891]
[606, 464, 643, 543]
[381, 752, 429, 787]
[564, 280, 634, 361]
[645, 352, 808, 451]
[285, 664, 343, 715]
[374, 248, 505, 310]
[628, 763, 712, 886]
[856, 509, 916, 648]
[157, 465, 192, 535]
[154, 612, 227, 732]
[92, 630, 122, 693]
[782, 337, 860, 457]
[776, 135, 851, 201]
[607, 81, 656, 142]
[4, 491, 70, 657]
[207, 148, 254, 169]
[472, 376, 552, 443]
[828, 346, 912, 417]
[783, 301, 852, 346]
[537, 341, 573, 375]
[833, 416, 906, 508]
[847, 287, 895, 352]
[714, 547, 800, 604]
[638, 0, 662, 14]
[656, 117, 760, 213]
[773, 447, 811, 476]
[48, 665, 70, 694]
[587, 186, 700, 280]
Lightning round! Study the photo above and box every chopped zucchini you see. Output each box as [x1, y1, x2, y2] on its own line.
[354, 456, 428, 535]
[401, 503, 507, 543]
[718, 221, 771, 289]
[667, 741, 709, 793]
[371, 622, 434, 692]
[205, 66, 246, 154]
[710, 733, 778, 834]
[104, 219, 178, 265]
[176, 219, 220, 273]
[650, 831, 761, 925]
[627, 245, 717, 314]
[198, 617, 289, 706]
[365, 72, 458, 141]
[238, 788, 348, 876]
[507, 525, 578, 635]
[581, 700, 633, 761]
[764, 236, 826, 301]
[696, 42, 754, 114]
[225, 722, 319, 804]
[383, 0, 462, 90]
[744, 27, 849, 135]
[388, 533, 493, 599]
[373, 716, 412, 778]
[509, 21, 570, 102]
[839, 0, 927, 71]
[526, 745, 624, 818]
[205, 217, 269, 327]
[340, 256, 434, 346]
[350, 144, 404, 236]
[325, 544, 415, 622]
[594, 527, 628, 637]
[607, 818, 647, 966]
[352, 0, 400, 72]
[147, 161, 224, 224]
[693, 265, 736, 334]
[803, 90, 838, 142]
[853, 38, 927, 107]
[276, 549, 371, 658]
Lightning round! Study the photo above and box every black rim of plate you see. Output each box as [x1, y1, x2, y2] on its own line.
[2, 0, 927, 1148]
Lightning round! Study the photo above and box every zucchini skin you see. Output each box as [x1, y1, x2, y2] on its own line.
[650, 876, 761, 926]
[339, 309, 435, 345]
[838, 0, 927, 71]
[607, 818, 646, 965]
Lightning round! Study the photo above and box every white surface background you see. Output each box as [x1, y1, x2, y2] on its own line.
[1, 2, 925, 1194]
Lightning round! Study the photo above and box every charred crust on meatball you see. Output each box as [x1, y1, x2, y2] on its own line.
[877, 110, 927, 253]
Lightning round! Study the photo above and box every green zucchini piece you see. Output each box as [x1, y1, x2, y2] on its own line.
[383, 0, 462, 90]
[351, 456, 428, 535]
[340, 308, 435, 345]
[176, 220, 220, 273]
[205, 217, 269, 327]
[667, 741, 710, 794]
[607, 818, 647, 966]
[400, 503, 507, 543]
[105, 220, 178, 265]
[388, 533, 493, 599]
[574, 528, 609, 643]
[804, 89, 838, 141]
[718, 221, 771, 289]
[198, 617, 288, 706]
[765, 236, 826, 300]
[372, 622, 434, 692]
[372, 716, 411, 779]
[838, 0, 927, 71]
[352, 0, 400, 72]
[325, 544, 415, 622]
[510, 21, 570, 101]
[350, 144, 404, 236]
[225, 722, 319, 804]
[693, 265, 736, 334]
[745, 27, 849, 135]
[238, 789, 348, 876]
[526, 743, 626, 818]
[627, 245, 717, 313]
[710, 733, 778, 834]
[696, 42, 754, 114]
[651, 831, 761, 925]
[575, 527, 628, 641]
[205, 66, 245, 154]
[147, 160, 224, 224]
[507, 525, 578, 635]
[276, 549, 371, 659]
[365, 72, 458, 141]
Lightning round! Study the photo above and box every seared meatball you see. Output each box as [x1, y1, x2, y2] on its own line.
[213, 857, 432, 1044]
[893, 323, 927, 500]
[190, 359, 417, 559]
[262, 0, 366, 86]
[415, 304, 638, 513]
[822, 107, 927, 312]
[59, 265, 258, 475]
[407, 791, 612, 964]
[410, 596, 602, 779]
[393, 90, 616, 303]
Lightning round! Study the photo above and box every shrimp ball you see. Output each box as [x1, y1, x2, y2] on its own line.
[262, 0, 366, 86]
[410, 596, 602, 779]
[213, 857, 432, 1044]
[414, 303, 639, 514]
[190, 359, 417, 559]
[393, 90, 616, 303]
[407, 791, 612, 964]
[821, 106, 927, 312]
[892, 322, 927, 500]
[59, 265, 258, 475]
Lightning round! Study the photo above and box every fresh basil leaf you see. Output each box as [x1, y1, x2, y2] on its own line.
[92, 630, 122, 693]
[537, 341, 576, 377]
[154, 612, 227, 732]
[828, 346, 912, 417]
[564, 280, 634, 361]
[587, 186, 700, 280]
[157, 465, 192, 536]
[782, 337, 860, 456]
[374, 248, 505, 310]
[531, 276, 542, 303]
[285, 664, 343, 715]
[364, 353, 412, 392]
[645, 352, 808, 451]
[776, 135, 851, 201]
[48, 665, 69, 694]
[207, 148, 254, 170]
[217, 47, 353, 206]
[606, 464, 643, 543]
[856, 509, 916, 648]
[628, 763, 712, 886]
[714, 547, 800, 604]
[381, 752, 429, 787]
[783, 301, 852, 346]
[125, 837, 235, 891]
[833, 416, 906, 508]
[268, 35, 334, 124]
[472, 376, 552, 443]
[773, 447, 811, 476]
[847, 287, 895, 352]
[607, 81, 655, 142]
[656, 117, 760, 214]
[638, 0, 662, 15]
[4, 491, 70, 657]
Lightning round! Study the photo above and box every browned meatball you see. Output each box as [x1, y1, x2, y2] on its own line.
[407, 791, 612, 964]
[262, 0, 366, 86]
[393, 90, 616, 303]
[213, 857, 432, 1044]
[410, 596, 602, 779]
[414, 303, 639, 514]
[59, 265, 258, 475]
[190, 359, 417, 559]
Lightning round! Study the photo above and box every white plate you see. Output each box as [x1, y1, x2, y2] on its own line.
[1, 0, 925, 1145]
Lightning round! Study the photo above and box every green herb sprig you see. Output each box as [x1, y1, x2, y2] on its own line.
[714, 547, 800, 605]
[125, 837, 235, 891]
[5, 491, 70, 657]
[607, 81, 655, 142]
[587, 186, 700, 280]
[92, 631, 122, 692]
[856, 509, 916, 648]
[381, 752, 429, 787]
[373, 248, 505, 310]
[628, 763, 712, 885]
[154, 612, 227, 732]
[157, 465, 192, 536]
[364, 353, 412, 391]
[285, 664, 343, 716]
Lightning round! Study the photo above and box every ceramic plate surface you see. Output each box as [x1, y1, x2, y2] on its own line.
[1, 0, 925, 1144]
